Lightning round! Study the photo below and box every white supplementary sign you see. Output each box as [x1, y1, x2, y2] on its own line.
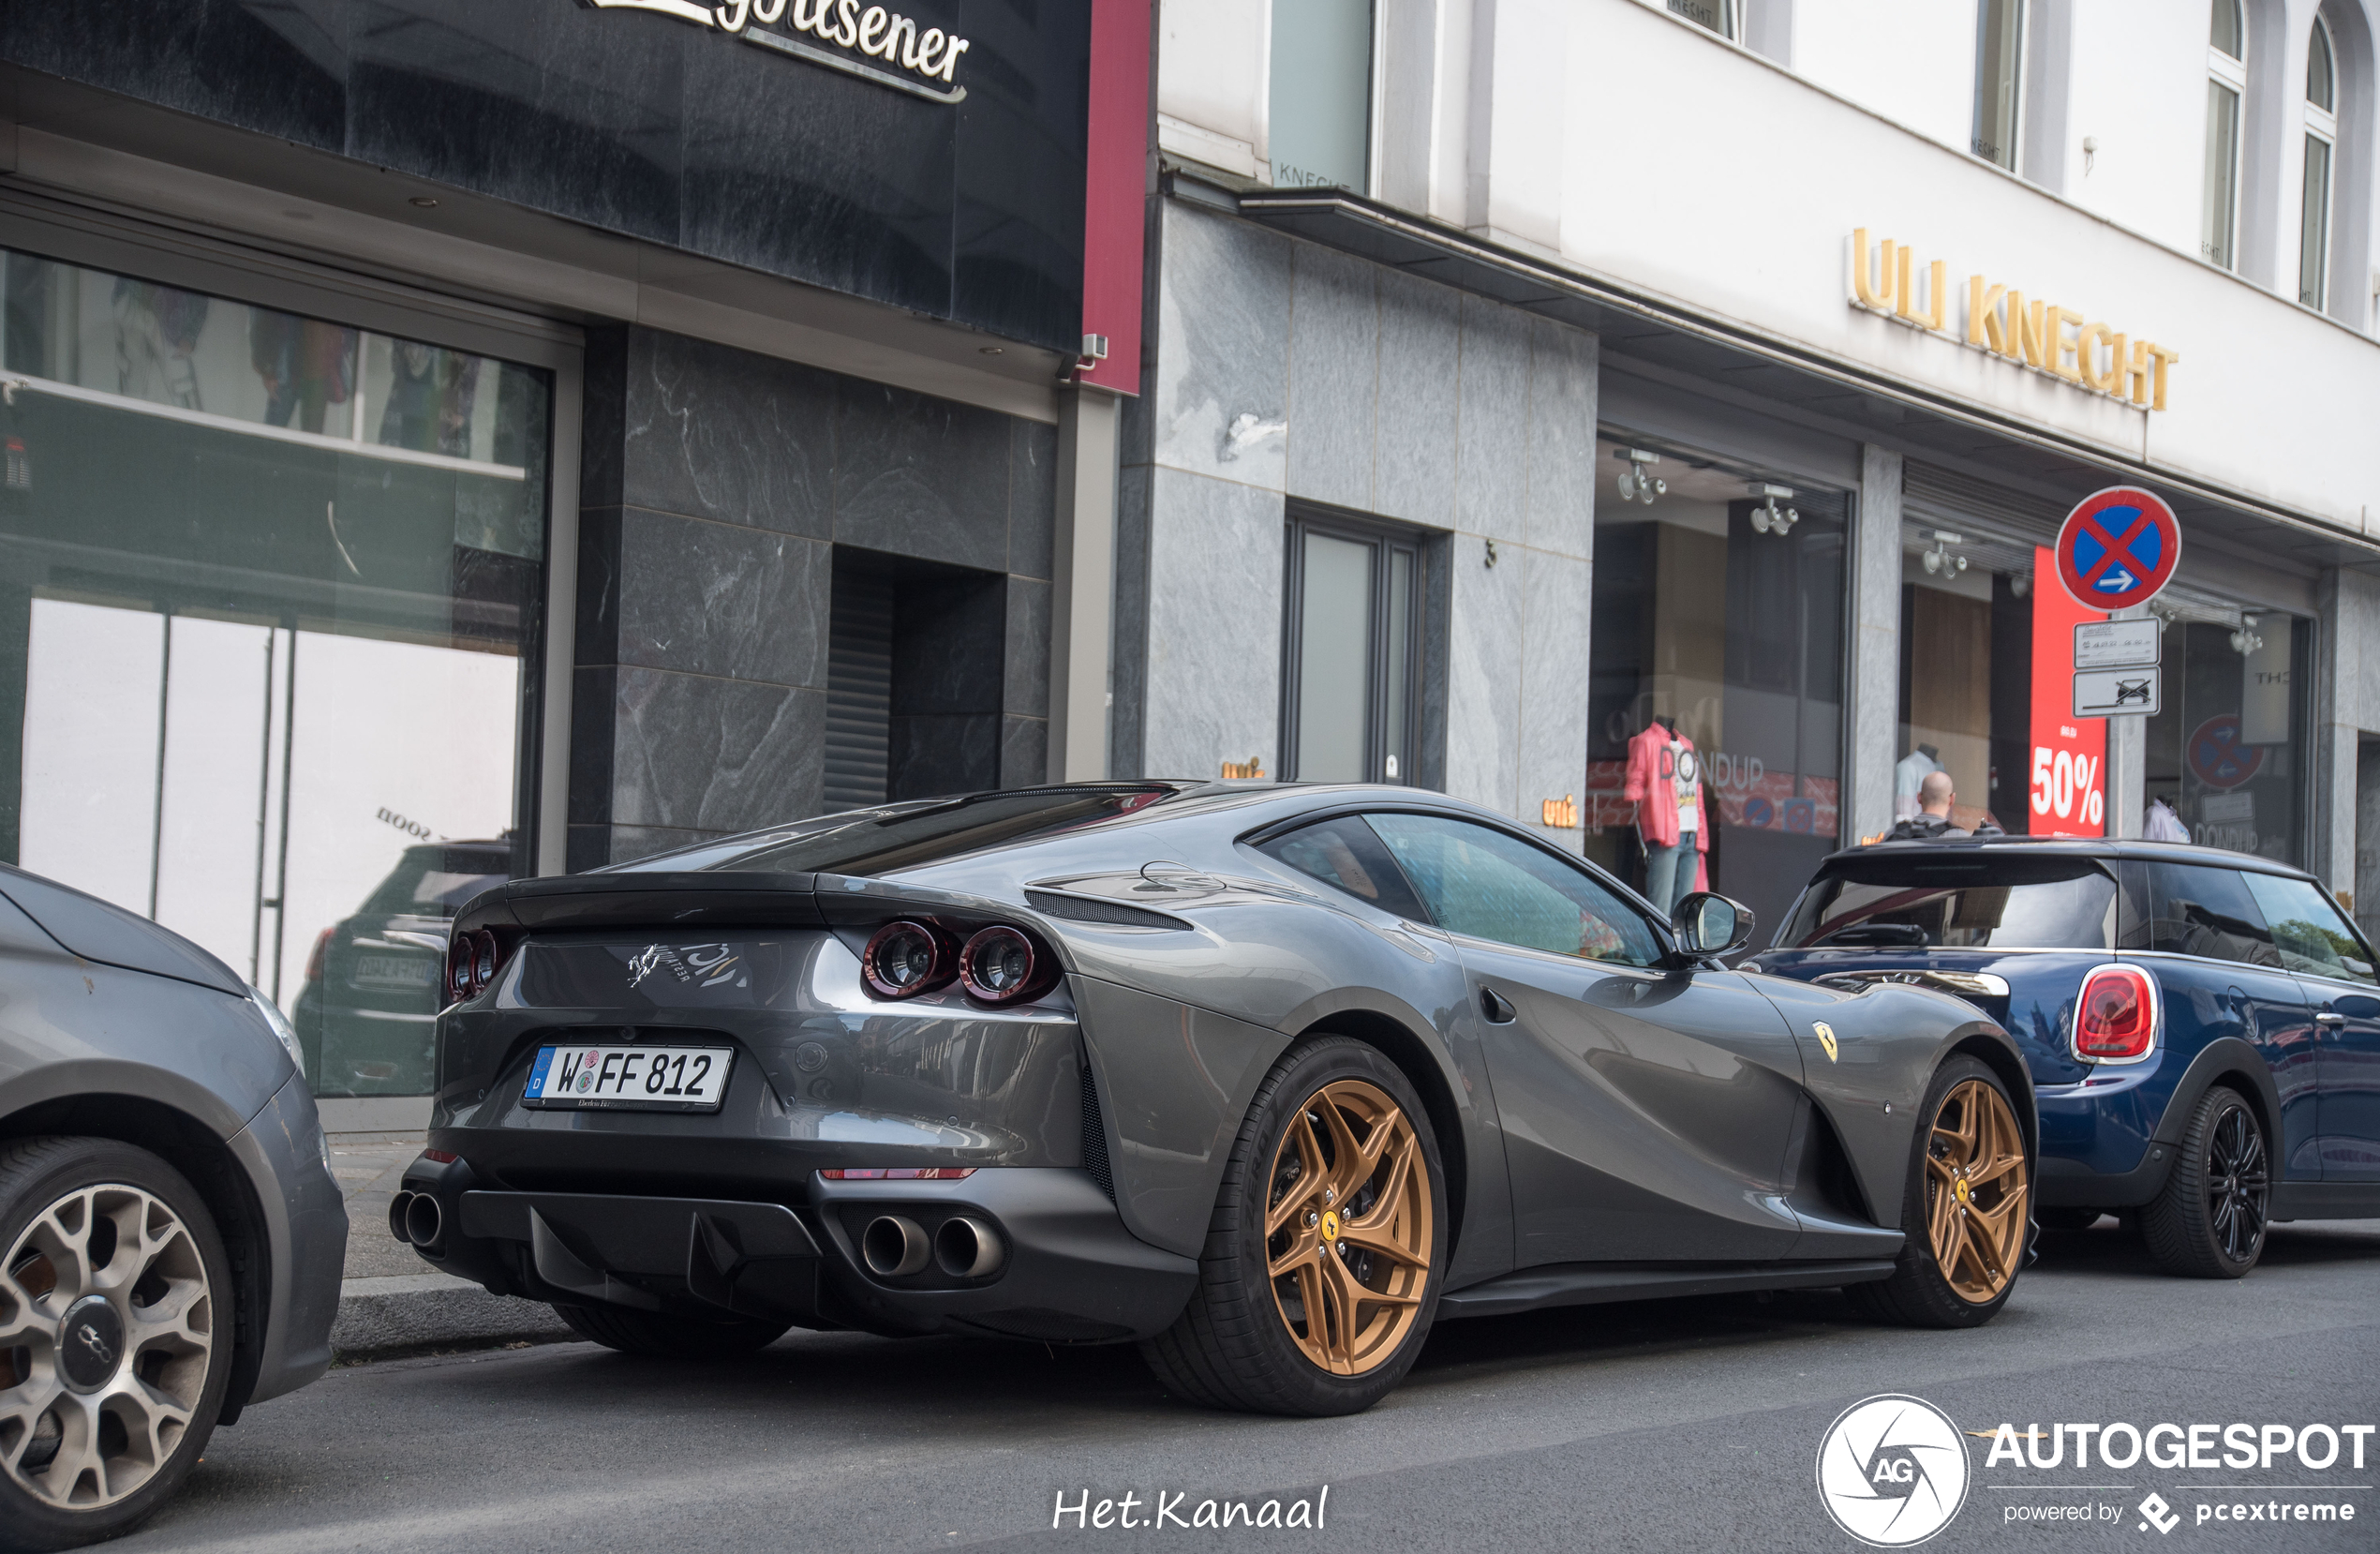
[582, 0, 970, 103]
[2074, 668, 2161, 718]
[2073, 619, 2161, 669]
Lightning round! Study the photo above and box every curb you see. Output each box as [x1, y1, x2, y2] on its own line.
[333, 1271, 573, 1361]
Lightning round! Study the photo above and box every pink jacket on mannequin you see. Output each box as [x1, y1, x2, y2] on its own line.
[1621, 723, 1709, 859]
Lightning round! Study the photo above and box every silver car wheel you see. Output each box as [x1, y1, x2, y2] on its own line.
[1, 1184, 215, 1511]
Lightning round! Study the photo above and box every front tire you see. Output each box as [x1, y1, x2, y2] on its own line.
[2141, 1086, 2268, 1278]
[1141, 1037, 1445, 1416]
[0, 1138, 232, 1554]
[552, 1304, 789, 1358]
[1850, 1056, 2030, 1328]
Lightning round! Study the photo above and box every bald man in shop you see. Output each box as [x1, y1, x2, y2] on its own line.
[1884, 770, 2004, 840]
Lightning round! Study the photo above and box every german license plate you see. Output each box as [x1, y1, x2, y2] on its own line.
[523, 1044, 734, 1113]
[354, 953, 436, 989]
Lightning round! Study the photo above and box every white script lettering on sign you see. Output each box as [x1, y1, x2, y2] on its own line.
[581, 0, 971, 103]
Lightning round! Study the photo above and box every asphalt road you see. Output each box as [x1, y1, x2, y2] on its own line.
[126, 1218, 2378, 1554]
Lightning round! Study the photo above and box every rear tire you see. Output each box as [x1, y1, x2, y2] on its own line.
[1140, 1036, 1445, 1417]
[0, 1138, 232, 1554]
[552, 1304, 789, 1358]
[1850, 1056, 2030, 1329]
[2141, 1086, 2268, 1278]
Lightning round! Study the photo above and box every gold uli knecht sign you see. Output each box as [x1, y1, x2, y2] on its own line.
[584, 0, 971, 103]
[1850, 230, 2179, 411]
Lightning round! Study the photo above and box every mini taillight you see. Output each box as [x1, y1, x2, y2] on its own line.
[420, 1149, 459, 1165]
[819, 1168, 976, 1180]
[861, 920, 955, 999]
[958, 925, 1054, 1004]
[304, 927, 334, 985]
[2075, 964, 2157, 1062]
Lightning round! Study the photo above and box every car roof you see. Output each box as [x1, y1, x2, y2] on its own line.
[1821, 833, 2323, 884]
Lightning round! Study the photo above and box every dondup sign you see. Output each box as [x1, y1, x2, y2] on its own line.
[582, 0, 971, 103]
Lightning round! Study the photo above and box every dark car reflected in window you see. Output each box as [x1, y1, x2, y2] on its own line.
[292, 842, 509, 1095]
[1784, 856, 2116, 949]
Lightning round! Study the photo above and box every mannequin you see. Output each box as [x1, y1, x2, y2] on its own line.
[1624, 715, 1709, 915]
[1894, 742, 1942, 821]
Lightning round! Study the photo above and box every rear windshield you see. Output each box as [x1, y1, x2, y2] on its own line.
[1782, 855, 2116, 950]
[605, 788, 1175, 878]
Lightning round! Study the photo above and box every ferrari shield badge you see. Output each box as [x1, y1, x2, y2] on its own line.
[1814, 1022, 1839, 1063]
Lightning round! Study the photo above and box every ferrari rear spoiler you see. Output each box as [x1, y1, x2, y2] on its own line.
[453, 872, 826, 935]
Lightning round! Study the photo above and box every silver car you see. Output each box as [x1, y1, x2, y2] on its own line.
[0, 865, 346, 1550]
[403, 783, 2034, 1416]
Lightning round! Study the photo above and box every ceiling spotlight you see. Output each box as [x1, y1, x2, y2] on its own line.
[1749, 483, 1800, 536]
[1615, 448, 1665, 506]
[1920, 530, 1968, 575]
[2230, 613, 2264, 655]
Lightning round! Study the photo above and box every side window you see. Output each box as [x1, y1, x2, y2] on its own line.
[1255, 817, 1429, 921]
[2122, 862, 2281, 968]
[2239, 873, 2377, 986]
[1367, 814, 1662, 967]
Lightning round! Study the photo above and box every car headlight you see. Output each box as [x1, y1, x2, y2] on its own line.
[248, 984, 305, 1078]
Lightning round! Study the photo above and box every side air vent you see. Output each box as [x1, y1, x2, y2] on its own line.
[1026, 889, 1191, 932]
[1080, 1066, 1116, 1203]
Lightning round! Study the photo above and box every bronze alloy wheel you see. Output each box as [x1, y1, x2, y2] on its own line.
[0, 1183, 215, 1512]
[1925, 1077, 2030, 1304]
[1262, 1078, 1433, 1376]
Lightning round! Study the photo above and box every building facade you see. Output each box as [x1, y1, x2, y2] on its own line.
[1138, 0, 2380, 945]
[0, 0, 1145, 1117]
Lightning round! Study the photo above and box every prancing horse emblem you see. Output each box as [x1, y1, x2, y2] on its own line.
[1814, 1022, 1839, 1063]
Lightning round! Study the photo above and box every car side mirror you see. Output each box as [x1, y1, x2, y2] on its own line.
[1674, 892, 1756, 958]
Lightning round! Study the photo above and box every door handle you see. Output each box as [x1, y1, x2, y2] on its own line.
[2315, 1010, 2347, 1026]
[1479, 986, 1517, 1024]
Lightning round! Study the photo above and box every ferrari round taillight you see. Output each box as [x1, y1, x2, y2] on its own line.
[958, 925, 1049, 1005]
[469, 930, 499, 995]
[861, 920, 953, 999]
[2075, 964, 2157, 1063]
[444, 934, 475, 1006]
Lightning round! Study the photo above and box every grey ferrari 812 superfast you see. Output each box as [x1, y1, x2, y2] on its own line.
[395, 783, 2036, 1415]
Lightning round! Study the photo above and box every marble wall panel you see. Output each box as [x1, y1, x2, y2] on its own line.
[1373, 270, 1462, 530]
[834, 379, 1013, 574]
[1142, 469, 1286, 781]
[623, 330, 833, 537]
[1152, 204, 1293, 491]
[606, 667, 825, 833]
[1454, 296, 1533, 546]
[1525, 319, 1599, 561]
[1851, 447, 1905, 844]
[598, 824, 711, 869]
[1520, 549, 1593, 854]
[1001, 714, 1049, 790]
[608, 511, 828, 689]
[1005, 577, 1053, 720]
[1109, 465, 1154, 778]
[1285, 245, 1379, 512]
[1445, 541, 1524, 817]
[1008, 419, 1059, 581]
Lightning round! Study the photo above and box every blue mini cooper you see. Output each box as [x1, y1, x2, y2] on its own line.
[1751, 839, 2380, 1278]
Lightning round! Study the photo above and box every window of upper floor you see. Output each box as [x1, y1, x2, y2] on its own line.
[1669, 0, 1736, 41]
[1971, 0, 2026, 171]
[2301, 15, 2339, 308]
[2203, 0, 2249, 269]
[1269, 0, 1376, 191]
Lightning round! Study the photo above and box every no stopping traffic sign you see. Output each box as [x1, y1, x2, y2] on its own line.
[2055, 486, 2181, 611]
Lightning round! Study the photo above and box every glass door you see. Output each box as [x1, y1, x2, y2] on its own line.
[1280, 512, 1419, 784]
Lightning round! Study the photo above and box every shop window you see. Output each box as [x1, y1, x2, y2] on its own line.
[2302, 17, 2339, 308]
[1971, 0, 2026, 170]
[1667, 0, 1735, 40]
[823, 547, 1005, 808]
[2140, 608, 2311, 866]
[1585, 440, 1847, 943]
[0, 247, 549, 1099]
[2204, 0, 2248, 269]
[1280, 512, 1421, 784]
[1269, 0, 1374, 190]
[1897, 538, 2108, 843]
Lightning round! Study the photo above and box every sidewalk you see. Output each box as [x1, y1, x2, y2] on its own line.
[327, 1129, 571, 1361]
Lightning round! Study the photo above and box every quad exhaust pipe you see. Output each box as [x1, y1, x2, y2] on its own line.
[388, 1190, 444, 1250]
[860, 1213, 1006, 1280]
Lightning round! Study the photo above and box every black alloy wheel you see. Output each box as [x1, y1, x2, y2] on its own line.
[2142, 1087, 2269, 1278]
